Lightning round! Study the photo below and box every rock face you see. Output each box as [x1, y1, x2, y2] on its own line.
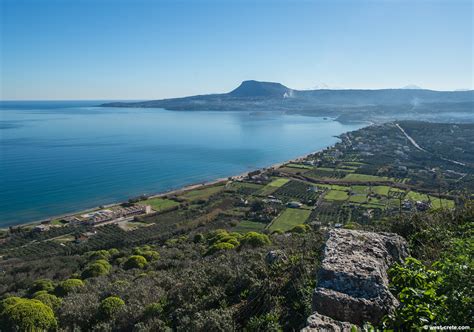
[309, 229, 408, 328]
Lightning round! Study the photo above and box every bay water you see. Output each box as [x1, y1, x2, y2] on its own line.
[0, 101, 364, 226]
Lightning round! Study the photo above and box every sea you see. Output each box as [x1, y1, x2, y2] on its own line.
[0, 101, 364, 226]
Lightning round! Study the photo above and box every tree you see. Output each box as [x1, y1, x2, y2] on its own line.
[29, 279, 54, 294]
[98, 296, 125, 320]
[240, 232, 271, 247]
[81, 260, 111, 279]
[55, 278, 84, 297]
[34, 293, 63, 311]
[0, 298, 57, 331]
[123, 255, 148, 269]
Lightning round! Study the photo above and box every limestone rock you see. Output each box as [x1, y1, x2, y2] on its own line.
[302, 313, 354, 332]
[312, 229, 408, 325]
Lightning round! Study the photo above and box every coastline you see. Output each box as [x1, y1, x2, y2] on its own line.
[0, 143, 336, 231]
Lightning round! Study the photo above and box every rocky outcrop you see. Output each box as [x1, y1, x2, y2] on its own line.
[302, 313, 353, 332]
[306, 229, 408, 329]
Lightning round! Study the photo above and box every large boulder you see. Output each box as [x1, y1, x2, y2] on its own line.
[302, 313, 353, 332]
[312, 229, 408, 326]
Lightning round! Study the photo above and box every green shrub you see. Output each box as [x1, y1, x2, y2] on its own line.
[108, 248, 120, 257]
[143, 302, 165, 319]
[206, 242, 235, 255]
[383, 257, 446, 329]
[81, 259, 111, 279]
[246, 312, 281, 331]
[123, 255, 148, 269]
[290, 224, 310, 234]
[240, 232, 271, 247]
[88, 249, 111, 261]
[98, 296, 125, 319]
[141, 250, 160, 261]
[55, 278, 84, 297]
[0, 298, 57, 331]
[0, 297, 22, 313]
[193, 233, 204, 243]
[29, 279, 55, 294]
[34, 293, 62, 311]
[31, 290, 49, 298]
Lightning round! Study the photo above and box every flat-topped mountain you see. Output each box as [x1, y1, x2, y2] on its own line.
[229, 80, 292, 98]
[100, 80, 474, 122]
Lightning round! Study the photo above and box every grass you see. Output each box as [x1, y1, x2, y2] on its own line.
[231, 182, 263, 190]
[324, 190, 349, 201]
[352, 185, 370, 195]
[343, 173, 392, 182]
[181, 185, 225, 201]
[342, 161, 365, 166]
[406, 191, 455, 210]
[316, 184, 351, 191]
[406, 191, 428, 201]
[286, 163, 313, 170]
[372, 186, 391, 196]
[269, 208, 311, 232]
[259, 178, 290, 196]
[233, 220, 266, 233]
[142, 197, 180, 211]
[348, 195, 367, 203]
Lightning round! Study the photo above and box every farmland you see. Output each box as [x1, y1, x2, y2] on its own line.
[269, 208, 311, 232]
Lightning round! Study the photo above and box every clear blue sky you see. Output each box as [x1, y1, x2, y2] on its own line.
[1, 0, 472, 100]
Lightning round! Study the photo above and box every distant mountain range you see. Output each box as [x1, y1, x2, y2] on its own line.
[101, 80, 474, 123]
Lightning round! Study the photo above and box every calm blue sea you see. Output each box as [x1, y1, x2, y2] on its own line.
[0, 101, 364, 226]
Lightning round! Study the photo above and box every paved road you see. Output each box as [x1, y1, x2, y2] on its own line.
[395, 123, 466, 167]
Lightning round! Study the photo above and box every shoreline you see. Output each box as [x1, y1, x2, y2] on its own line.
[0, 142, 338, 231]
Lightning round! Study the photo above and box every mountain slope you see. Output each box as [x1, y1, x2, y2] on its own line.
[100, 81, 474, 122]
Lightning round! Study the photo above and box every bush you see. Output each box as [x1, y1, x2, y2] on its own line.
[206, 242, 235, 255]
[107, 248, 120, 257]
[123, 255, 148, 270]
[29, 279, 55, 294]
[34, 293, 62, 311]
[141, 250, 160, 261]
[143, 302, 165, 319]
[0, 297, 22, 313]
[55, 278, 84, 297]
[240, 232, 271, 247]
[31, 290, 49, 298]
[81, 260, 111, 279]
[88, 250, 111, 261]
[98, 296, 125, 319]
[383, 257, 446, 329]
[0, 298, 57, 331]
[193, 233, 204, 243]
[290, 224, 310, 234]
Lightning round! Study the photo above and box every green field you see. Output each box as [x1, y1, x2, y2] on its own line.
[233, 220, 266, 233]
[372, 186, 391, 196]
[324, 190, 349, 201]
[343, 173, 392, 182]
[259, 178, 290, 196]
[269, 208, 311, 232]
[286, 163, 313, 170]
[181, 185, 224, 201]
[406, 191, 454, 209]
[352, 185, 370, 195]
[142, 198, 180, 211]
[317, 184, 351, 191]
[348, 195, 367, 203]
